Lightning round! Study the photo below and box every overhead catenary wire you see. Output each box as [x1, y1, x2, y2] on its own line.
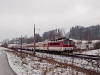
[59, 6, 100, 27]
[72, 13, 100, 26]
[78, 16, 100, 25]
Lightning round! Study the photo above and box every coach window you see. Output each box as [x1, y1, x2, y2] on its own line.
[64, 41, 68, 44]
[69, 41, 73, 44]
[50, 42, 60, 45]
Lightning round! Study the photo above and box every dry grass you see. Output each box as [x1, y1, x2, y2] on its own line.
[6, 49, 100, 75]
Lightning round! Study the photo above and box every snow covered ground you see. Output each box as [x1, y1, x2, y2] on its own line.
[81, 49, 100, 55]
[0, 47, 100, 75]
[36, 51, 100, 73]
[0, 47, 87, 75]
[72, 39, 100, 49]
[4, 51, 86, 75]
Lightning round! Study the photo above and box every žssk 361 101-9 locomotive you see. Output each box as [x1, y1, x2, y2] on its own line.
[9, 38, 74, 54]
[21, 38, 75, 54]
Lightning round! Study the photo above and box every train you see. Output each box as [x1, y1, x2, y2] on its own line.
[9, 38, 75, 54]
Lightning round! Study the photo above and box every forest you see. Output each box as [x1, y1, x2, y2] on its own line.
[69, 25, 100, 40]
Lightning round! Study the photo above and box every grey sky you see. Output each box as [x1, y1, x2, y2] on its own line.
[0, 0, 100, 41]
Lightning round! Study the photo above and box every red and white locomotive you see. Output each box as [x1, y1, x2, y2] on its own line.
[22, 38, 74, 54]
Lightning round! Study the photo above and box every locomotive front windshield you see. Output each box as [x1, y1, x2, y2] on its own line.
[64, 39, 73, 45]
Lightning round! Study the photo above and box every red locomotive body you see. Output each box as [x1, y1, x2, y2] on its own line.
[35, 38, 74, 53]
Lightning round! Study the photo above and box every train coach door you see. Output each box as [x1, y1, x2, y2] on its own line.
[44, 44, 48, 51]
[44, 44, 46, 50]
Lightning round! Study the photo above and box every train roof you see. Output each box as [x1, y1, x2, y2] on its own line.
[35, 38, 73, 45]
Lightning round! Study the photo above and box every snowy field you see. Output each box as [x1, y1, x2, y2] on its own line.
[81, 49, 100, 55]
[36, 51, 100, 73]
[0, 47, 100, 75]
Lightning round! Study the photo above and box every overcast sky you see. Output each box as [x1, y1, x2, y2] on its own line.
[0, 0, 100, 42]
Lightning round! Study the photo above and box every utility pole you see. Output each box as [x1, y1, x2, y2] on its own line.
[21, 35, 22, 51]
[20, 35, 22, 59]
[33, 24, 36, 55]
[87, 29, 91, 50]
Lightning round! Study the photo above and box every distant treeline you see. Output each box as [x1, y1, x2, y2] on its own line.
[2, 25, 100, 46]
[2, 28, 64, 45]
[69, 25, 100, 40]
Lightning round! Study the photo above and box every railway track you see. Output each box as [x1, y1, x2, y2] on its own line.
[67, 54, 100, 60]
[15, 48, 100, 60]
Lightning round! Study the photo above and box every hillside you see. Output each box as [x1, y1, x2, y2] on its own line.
[69, 25, 100, 40]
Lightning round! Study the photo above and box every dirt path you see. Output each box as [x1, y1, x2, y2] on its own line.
[0, 50, 17, 75]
